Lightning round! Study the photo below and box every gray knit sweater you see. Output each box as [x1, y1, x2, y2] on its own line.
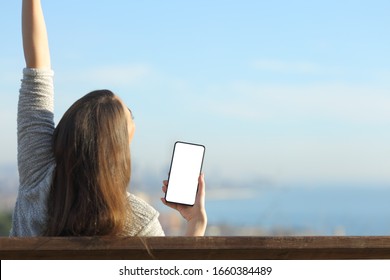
[11, 68, 164, 237]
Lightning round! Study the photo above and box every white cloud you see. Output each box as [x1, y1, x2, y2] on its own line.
[198, 80, 390, 184]
[203, 82, 390, 124]
[56, 64, 153, 89]
[82, 64, 152, 87]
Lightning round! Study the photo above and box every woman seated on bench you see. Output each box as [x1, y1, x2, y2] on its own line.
[11, 0, 207, 237]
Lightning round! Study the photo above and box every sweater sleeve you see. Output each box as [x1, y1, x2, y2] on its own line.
[11, 68, 56, 236]
[17, 68, 55, 190]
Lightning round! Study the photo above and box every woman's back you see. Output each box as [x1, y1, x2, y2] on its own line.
[11, 0, 207, 237]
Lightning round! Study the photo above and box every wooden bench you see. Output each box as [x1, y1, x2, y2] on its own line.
[1, 236, 390, 259]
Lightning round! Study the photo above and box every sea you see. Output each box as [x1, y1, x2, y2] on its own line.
[204, 186, 390, 236]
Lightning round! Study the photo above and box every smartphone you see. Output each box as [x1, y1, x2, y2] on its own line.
[165, 141, 206, 206]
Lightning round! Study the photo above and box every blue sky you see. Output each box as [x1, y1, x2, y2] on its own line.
[1, 0, 390, 186]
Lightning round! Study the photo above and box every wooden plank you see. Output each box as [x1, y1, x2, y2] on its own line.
[1, 236, 390, 260]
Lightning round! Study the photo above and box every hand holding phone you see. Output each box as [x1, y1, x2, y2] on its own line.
[161, 173, 207, 236]
[164, 141, 205, 206]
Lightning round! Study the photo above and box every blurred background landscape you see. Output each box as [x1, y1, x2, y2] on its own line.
[2, 163, 390, 236]
[1, 0, 390, 236]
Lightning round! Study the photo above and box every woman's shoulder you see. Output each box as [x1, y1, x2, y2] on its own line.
[125, 193, 165, 236]
[127, 193, 158, 218]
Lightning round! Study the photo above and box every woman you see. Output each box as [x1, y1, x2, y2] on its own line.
[11, 0, 207, 237]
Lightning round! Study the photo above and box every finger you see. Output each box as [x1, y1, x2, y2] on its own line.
[196, 173, 206, 204]
[198, 173, 205, 194]
[163, 180, 168, 187]
[162, 185, 167, 193]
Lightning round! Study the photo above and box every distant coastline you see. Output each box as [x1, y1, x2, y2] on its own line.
[2, 163, 390, 236]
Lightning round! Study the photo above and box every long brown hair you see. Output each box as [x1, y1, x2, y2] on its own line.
[46, 90, 131, 236]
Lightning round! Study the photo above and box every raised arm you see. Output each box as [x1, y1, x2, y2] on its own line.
[22, 0, 51, 69]
[13, 0, 55, 236]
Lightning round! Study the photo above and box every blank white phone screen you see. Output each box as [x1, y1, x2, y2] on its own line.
[166, 142, 205, 206]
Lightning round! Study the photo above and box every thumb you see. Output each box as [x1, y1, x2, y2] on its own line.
[196, 173, 206, 204]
